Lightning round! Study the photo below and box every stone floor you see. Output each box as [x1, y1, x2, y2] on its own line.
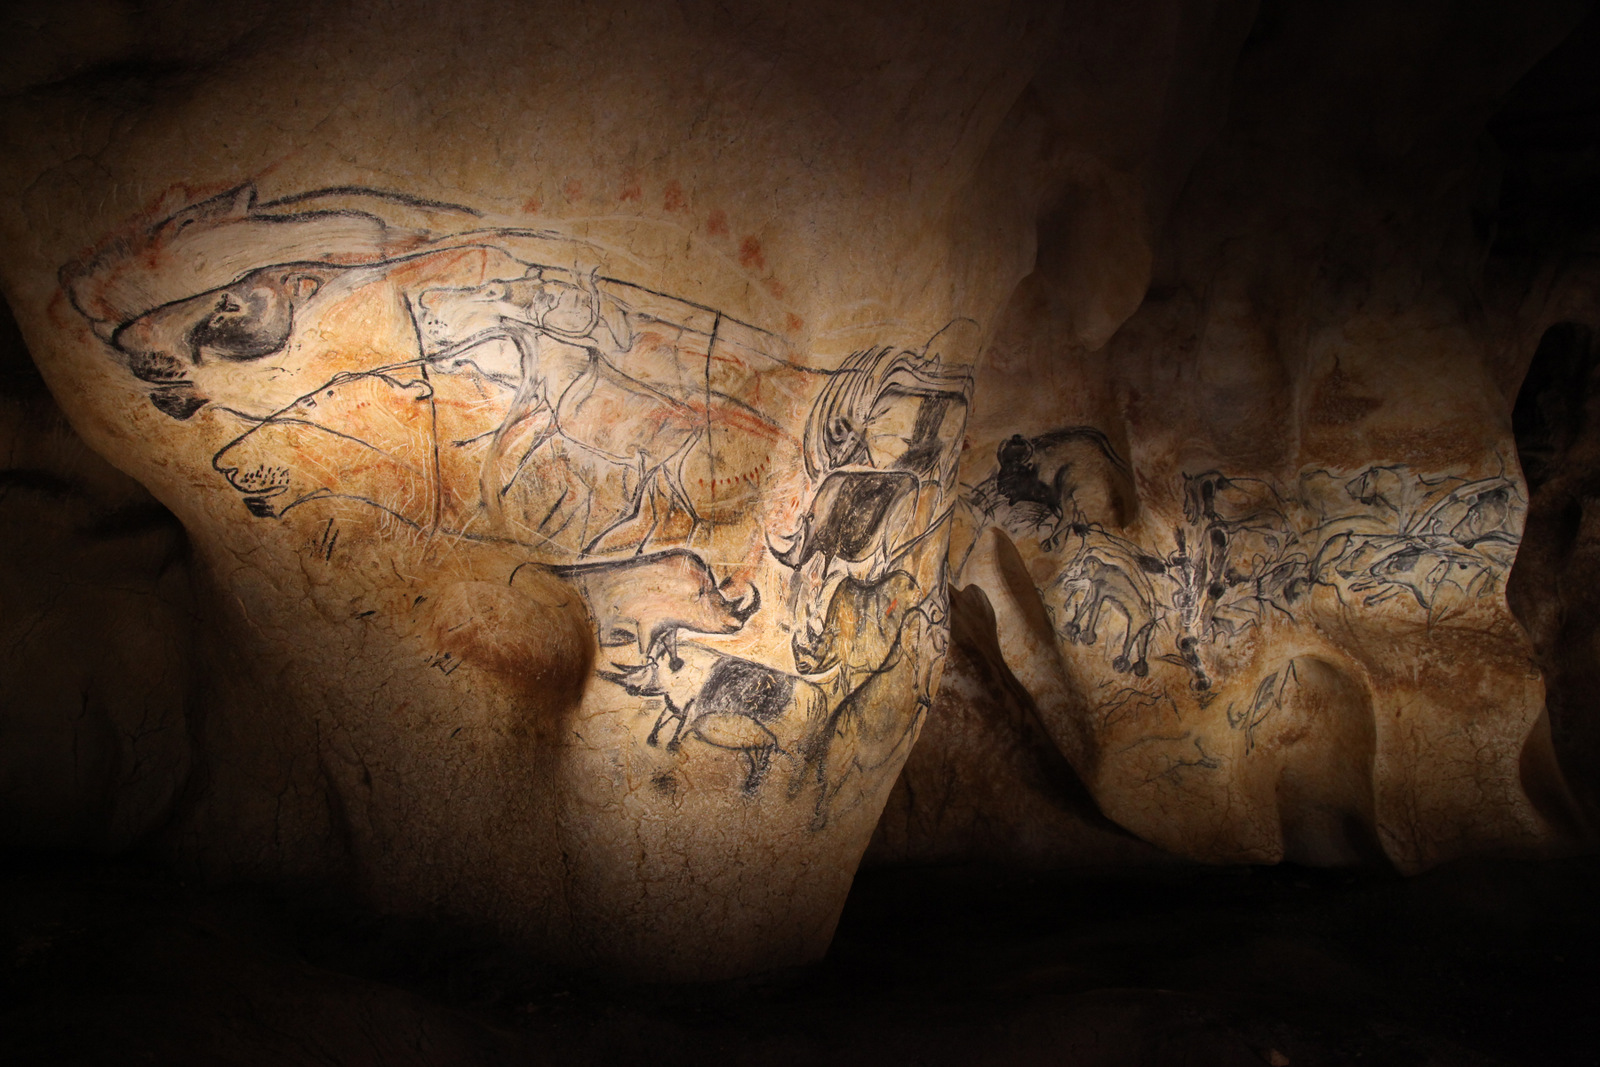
[3, 850, 1597, 1065]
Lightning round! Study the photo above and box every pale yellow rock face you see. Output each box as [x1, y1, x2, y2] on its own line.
[19, 186, 984, 979]
[0, 0, 1585, 979]
[0, 0, 1044, 979]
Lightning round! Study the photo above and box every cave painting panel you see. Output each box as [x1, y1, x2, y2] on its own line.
[959, 425, 1530, 865]
[966, 432, 1521, 672]
[51, 180, 1556, 892]
[62, 184, 972, 829]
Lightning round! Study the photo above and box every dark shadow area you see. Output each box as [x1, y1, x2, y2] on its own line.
[1496, 0, 1600, 831]
[1508, 320, 1600, 827]
[3, 849, 1597, 1066]
[0, 297, 47, 400]
[1487, 2, 1600, 265]
[1513, 323, 1597, 494]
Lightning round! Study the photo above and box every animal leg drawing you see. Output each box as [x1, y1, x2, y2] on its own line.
[603, 646, 828, 794]
[1055, 553, 1159, 676]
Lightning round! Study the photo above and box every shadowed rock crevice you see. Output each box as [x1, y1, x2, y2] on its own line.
[1509, 320, 1600, 831]
[0, 294, 196, 856]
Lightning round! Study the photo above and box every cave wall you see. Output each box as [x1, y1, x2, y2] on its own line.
[0, 0, 1596, 979]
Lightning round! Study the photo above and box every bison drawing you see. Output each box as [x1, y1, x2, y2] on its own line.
[971, 427, 1136, 549]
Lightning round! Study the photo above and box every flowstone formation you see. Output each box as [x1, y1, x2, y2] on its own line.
[1, 0, 1595, 979]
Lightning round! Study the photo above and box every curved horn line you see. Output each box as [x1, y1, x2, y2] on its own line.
[732, 583, 762, 623]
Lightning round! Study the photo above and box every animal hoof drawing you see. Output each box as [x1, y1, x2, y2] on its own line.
[740, 749, 773, 794]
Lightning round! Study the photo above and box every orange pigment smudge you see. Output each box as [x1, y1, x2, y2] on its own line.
[738, 237, 765, 271]
[706, 209, 728, 236]
[46, 290, 72, 328]
[785, 313, 804, 333]
[521, 197, 542, 215]
[663, 181, 687, 212]
[563, 180, 583, 202]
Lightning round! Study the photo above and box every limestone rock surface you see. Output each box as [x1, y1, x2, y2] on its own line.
[0, 0, 1595, 979]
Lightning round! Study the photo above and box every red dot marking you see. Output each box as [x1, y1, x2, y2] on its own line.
[738, 237, 765, 271]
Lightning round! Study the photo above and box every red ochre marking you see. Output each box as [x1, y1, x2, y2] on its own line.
[785, 313, 804, 333]
[697, 404, 787, 441]
[738, 237, 765, 271]
[696, 458, 773, 491]
[764, 277, 786, 299]
[619, 178, 642, 203]
[706, 209, 728, 236]
[663, 181, 688, 213]
[387, 247, 490, 288]
[563, 179, 584, 202]
[521, 196, 542, 215]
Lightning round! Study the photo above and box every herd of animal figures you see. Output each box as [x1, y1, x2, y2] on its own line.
[966, 427, 1522, 700]
[63, 185, 1525, 823]
[64, 185, 970, 829]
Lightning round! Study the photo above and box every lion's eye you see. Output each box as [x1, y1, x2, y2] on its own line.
[217, 293, 242, 314]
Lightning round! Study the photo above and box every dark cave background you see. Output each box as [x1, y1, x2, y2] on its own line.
[4, 1, 1600, 1063]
